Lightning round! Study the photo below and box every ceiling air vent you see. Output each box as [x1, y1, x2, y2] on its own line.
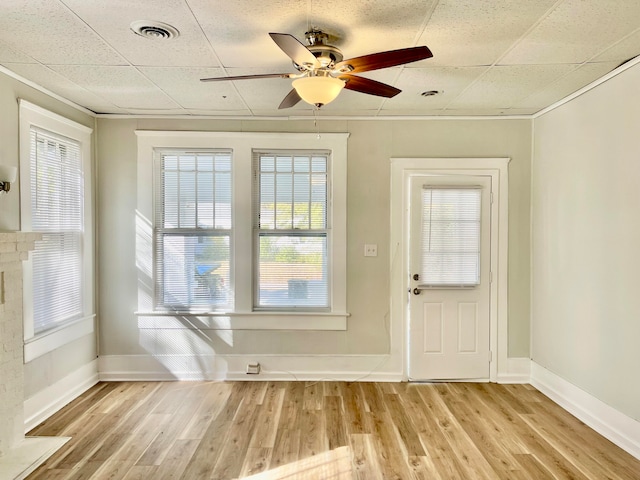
[130, 21, 179, 40]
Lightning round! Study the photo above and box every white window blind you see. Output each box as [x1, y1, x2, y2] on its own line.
[155, 150, 232, 309]
[254, 151, 329, 309]
[421, 187, 481, 287]
[29, 127, 84, 333]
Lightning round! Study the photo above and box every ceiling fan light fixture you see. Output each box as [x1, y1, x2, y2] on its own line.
[292, 76, 345, 107]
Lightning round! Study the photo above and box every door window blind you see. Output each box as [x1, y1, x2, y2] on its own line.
[155, 151, 232, 309]
[30, 127, 84, 333]
[420, 187, 481, 287]
[254, 151, 329, 309]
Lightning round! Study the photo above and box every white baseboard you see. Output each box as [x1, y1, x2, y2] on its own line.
[530, 361, 640, 460]
[98, 354, 402, 382]
[24, 360, 99, 433]
[497, 357, 531, 383]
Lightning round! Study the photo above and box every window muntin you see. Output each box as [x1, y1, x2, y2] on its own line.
[155, 150, 232, 309]
[254, 151, 330, 309]
[420, 187, 482, 287]
[29, 128, 84, 333]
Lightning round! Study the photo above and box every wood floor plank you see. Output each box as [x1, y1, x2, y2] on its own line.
[464, 383, 593, 480]
[24, 381, 640, 480]
[349, 433, 384, 480]
[248, 383, 285, 449]
[383, 393, 426, 457]
[339, 382, 369, 434]
[210, 398, 261, 479]
[418, 385, 499, 480]
[324, 395, 348, 450]
[269, 383, 303, 470]
[178, 385, 244, 479]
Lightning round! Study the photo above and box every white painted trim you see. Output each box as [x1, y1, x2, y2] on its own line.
[496, 357, 531, 384]
[107, 114, 532, 121]
[24, 316, 95, 362]
[136, 313, 347, 331]
[23, 360, 99, 433]
[98, 354, 402, 382]
[390, 158, 510, 382]
[530, 362, 640, 460]
[18, 100, 93, 134]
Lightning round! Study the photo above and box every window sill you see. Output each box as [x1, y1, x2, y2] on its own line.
[24, 315, 96, 362]
[135, 311, 349, 331]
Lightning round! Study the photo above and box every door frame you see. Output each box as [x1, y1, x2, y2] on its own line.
[390, 158, 510, 382]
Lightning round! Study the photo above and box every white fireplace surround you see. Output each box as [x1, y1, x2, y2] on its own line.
[0, 232, 69, 480]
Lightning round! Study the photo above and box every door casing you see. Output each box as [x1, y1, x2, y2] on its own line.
[390, 158, 510, 382]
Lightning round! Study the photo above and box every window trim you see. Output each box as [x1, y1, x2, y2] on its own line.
[136, 131, 349, 330]
[19, 100, 95, 361]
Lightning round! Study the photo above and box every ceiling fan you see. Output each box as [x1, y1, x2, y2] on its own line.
[200, 30, 433, 109]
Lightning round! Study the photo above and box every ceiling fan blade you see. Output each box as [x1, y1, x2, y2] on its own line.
[278, 89, 302, 109]
[269, 33, 320, 68]
[200, 73, 293, 82]
[335, 46, 432, 74]
[340, 75, 401, 98]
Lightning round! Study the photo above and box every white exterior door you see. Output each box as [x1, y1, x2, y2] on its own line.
[408, 175, 492, 380]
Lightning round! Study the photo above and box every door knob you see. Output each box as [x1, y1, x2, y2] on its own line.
[413, 287, 421, 295]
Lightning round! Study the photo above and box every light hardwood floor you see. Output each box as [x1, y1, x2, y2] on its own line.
[26, 381, 640, 479]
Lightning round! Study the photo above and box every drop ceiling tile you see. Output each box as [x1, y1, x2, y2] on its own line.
[139, 67, 248, 110]
[514, 61, 620, 109]
[0, 0, 126, 65]
[420, 0, 558, 66]
[50, 65, 180, 110]
[187, 0, 434, 69]
[439, 108, 523, 116]
[501, 0, 640, 65]
[3, 63, 123, 113]
[185, 109, 253, 116]
[447, 64, 577, 109]
[61, 0, 219, 67]
[382, 66, 489, 111]
[125, 108, 190, 115]
[376, 108, 445, 116]
[309, 0, 436, 57]
[0, 40, 34, 63]
[593, 28, 640, 63]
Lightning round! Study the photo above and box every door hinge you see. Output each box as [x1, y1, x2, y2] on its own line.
[490, 191, 494, 204]
[489, 350, 493, 362]
[490, 271, 493, 284]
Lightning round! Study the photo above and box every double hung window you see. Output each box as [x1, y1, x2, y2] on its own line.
[254, 151, 329, 309]
[155, 150, 232, 309]
[28, 128, 84, 332]
[19, 100, 94, 359]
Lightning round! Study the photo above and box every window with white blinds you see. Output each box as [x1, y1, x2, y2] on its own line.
[155, 150, 232, 309]
[420, 187, 481, 287]
[254, 151, 329, 309]
[29, 127, 84, 333]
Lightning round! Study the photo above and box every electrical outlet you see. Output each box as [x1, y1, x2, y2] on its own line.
[246, 363, 261, 374]
[364, 244, 378, 257]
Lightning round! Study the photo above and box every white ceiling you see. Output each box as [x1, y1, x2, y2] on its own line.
[0, 0, 638, 117]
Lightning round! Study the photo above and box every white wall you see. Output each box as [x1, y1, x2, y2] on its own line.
[96, 117, 532, 377]
[532, 62, 640, 420]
